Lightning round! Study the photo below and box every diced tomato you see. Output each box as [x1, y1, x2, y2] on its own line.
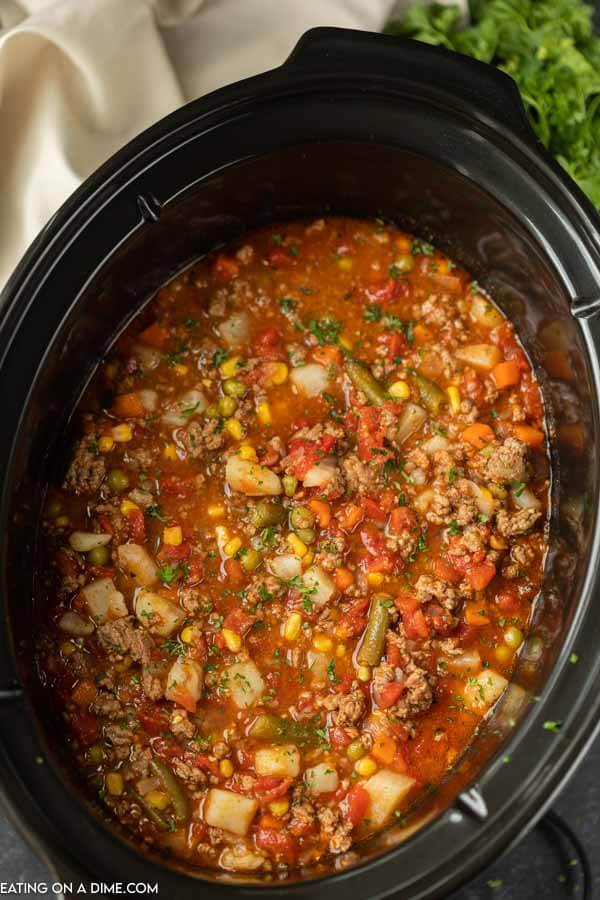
[71, 680, 96, 708]
[356, 406, 388, 464]
[222, 558, 245, 588]
[433, 557, 462, 584]
[184, 556, 204, 585]
[379, 331, 407, 361]
[70, 710, 99, 747]
[267, 249, 296, 268]
[329, 726, 353, 748]
[87, 565, 115, 579]
[521, 374, 543, 421]
[126, 507, 145, 543]
[467, 560, 496, 591]
[139, 706, 170, 736]
[253, 327, 283, 359]
[96, 513, 114, 535]
[377, 681, 405, 710]
[345, 598, 370, 636]
[157, 541, 190, 563]
[55, 550, 78, 578]
[386, 636, 403, 667]
[253, 776, 292, 803]
[285, 434, 336, 479]
[395, 593, 429, 640]
[212, 254, 239, 282]
[255, 828, 296, 861]
[360, 528, 398, 574]
[236, 748, 255, 771]
[223, 608, 256, 636]
[389, 506, 417, 534]
[159, 475, 197, 497]
[361, 496, 387, 524]
[346, 784, 370, 826]
[495, 587, 520, 613]
[363, 277, 408, 306]
[461, 367, 485, 407]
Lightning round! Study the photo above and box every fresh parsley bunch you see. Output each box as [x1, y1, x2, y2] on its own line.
[386, 0, 600, 207]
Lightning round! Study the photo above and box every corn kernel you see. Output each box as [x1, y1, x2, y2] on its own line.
[256, 401, 272, 426]
[337, 256, 353, 272]
[225, 417, 244, 440]
[219, 758, 234, 778]
[287, 533, 307, 558]
[355, 757, 378, 778]
[222, 628, 242, 652]
[112, 423, 133, 443]
[301, 550, 314, 568]
[238, 444, 257, 461]
[336, 644, 347, 658]
[224, 537, 242, 557]
[220, 356, 241, 378]
[339, 336, 353, 351]
[269, 799, 290, 817]
[479, 487, 493, 505]
[367, 572, 384, 587]
[447, 386, 461, 413]
[313, 634, 333, 653]
[269, 362, 288, 386]
[495, 645, 513, 663]
[106, 772, 124, 796]
[55, 516, 69, 527]
[207, 503, 226, 518]
[388, 380, 410, 400]
[146, 790, 170, 810]
[60, 641, 76, 656]
[180, 626, 194, 644]
[120, 499, 139, 515]
[284, 612, 302, 641]
[357, 665, 372, 682]
[490, 534, 508, 550]
[163, 442, 177, 461]
[98, 436, 114, 453]
[173, 363, 188, 376]
[163, 525, 183, 546]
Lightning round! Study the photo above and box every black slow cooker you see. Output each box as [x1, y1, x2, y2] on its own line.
[1, 27, 600, 900]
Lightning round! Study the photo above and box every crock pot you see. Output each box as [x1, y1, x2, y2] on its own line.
[1, 26, 600, 900]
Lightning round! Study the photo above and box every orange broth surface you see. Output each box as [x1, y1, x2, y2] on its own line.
[37, 217, 548, 875]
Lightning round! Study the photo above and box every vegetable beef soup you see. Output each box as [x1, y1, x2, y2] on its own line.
[38, 217, 548, 874]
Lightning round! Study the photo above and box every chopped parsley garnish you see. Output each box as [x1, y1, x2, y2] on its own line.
[326, 659, 340, 685]
[447, 520, 462, 536]
[511, 480, 526, 497]
[157, 563, 180, 584]
[448, 467, 460, 484]
[280, 297, 297, 313]
[307, 317, 342, 346]
[213, 348, 227, 368]
[161, 638, 185, 657]
[363, 305, 383, 323]
[412, 238, 434, 256]
[147, 504, 166, 523]
[543, 720, 563, 734]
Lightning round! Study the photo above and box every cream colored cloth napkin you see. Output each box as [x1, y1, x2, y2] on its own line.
[0, 0, 461, 289]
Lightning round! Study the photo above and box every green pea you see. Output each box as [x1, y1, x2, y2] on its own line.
[87, 545, 110, 567]
[290, 506, 315, 530]
[223, 379, 247, 398]
[346, 739, 366, 762]
[107, 469, 129, 492]
[218, 395, 238, 417]
[46, 497, 63, 519]
[295, 527, 316, 545]
[240, 549, 262, 572]
[87, 744, 104, 765]
[504, 626, 524, 649]
[282, 475, 298, 497]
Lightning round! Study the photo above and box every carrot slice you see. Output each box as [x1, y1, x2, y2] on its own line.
[335, 568, 354, 591]
[467, 561, 496, 591]
[371, 732, 397, 765]
[113, 392, 145, 418]
[461, 422, 495, 449]
[513, 424, 545, 447]
[464, 603, 491, 626]
[309, 499, 331, 528]
[139, 323, 169, 348]
[492, 360, 521, 389]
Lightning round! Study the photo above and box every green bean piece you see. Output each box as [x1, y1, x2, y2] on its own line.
[240, 548, 262, 572]
[345, 359, 387, 406]
[282, 475, 298, 497]
[218, 395, 238, 417]
[87, 545, 110, 567]
[248, 714, 320, 748]
[150, 757, 189, 823]
[357, 595, 390, 666]
[106, 469, 129, 492]
[136, 792, 170, 831]
[413, 373, 446, 415]
[290, 506, 315, 530]
[295, 527, 316, 545]
[249, 500, 285, 528]
[223, 378, 247, 398]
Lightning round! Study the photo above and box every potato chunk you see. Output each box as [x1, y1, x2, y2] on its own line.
[304, 763, 339, 795]
[463, 669, 508, 712]
[362, 770, 416, 829]
[135, 589, 185, 636]
[455, 343, 502, 372]
[225, 457, 282, 496]
[117, 543, 158, 587]
[226, 661, 265, 709]
[165, 658, 204, 713]
[81, 577, 127, 624]
[255, 745, 301, 778]
[204, 788, 258, 836]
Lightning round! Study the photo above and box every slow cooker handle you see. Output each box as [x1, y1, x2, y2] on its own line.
[286, 27, 537, 146]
